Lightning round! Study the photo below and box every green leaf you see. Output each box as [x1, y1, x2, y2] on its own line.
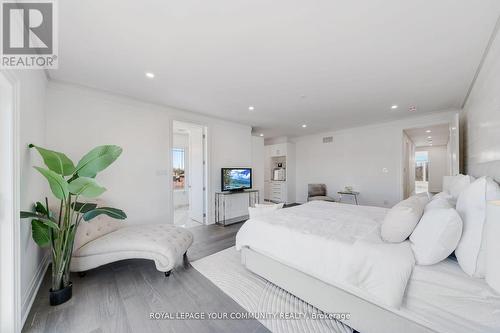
[30, 145, 75, 176]
[34, 202, 49, 216]
[68, 177, 106, 198]
[31, 220, 50, 247]
[34, 167, 69, 200]
[83, 207, 127, 221]
[75, 145, 122, 178]
[37, 218, 60, 230]
[20, 211, 40, 219]
[71, 202, 97, 214]
[20, 212, 60, 230]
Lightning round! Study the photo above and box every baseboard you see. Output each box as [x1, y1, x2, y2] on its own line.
[21, 252, 50, 328]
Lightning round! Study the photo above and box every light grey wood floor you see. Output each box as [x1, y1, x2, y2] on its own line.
[23, 222, 270, 333]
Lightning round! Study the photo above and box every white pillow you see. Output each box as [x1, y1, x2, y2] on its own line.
[255, 203, 284, 209]
[433, 191, 454, 201]
[447, 174, 474, 201]
[424, 196, 453, 212]
[381, 197, 425, 243]
[455, 177, 500, 277]
[410, 208, 463, 265]
[412, 193, 431, 206]
[249, 203, 284, 219]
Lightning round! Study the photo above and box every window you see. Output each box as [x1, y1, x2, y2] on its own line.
[172, 148, 186, 190]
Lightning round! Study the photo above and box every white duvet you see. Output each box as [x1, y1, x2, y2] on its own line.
[235, 201, 415, 308]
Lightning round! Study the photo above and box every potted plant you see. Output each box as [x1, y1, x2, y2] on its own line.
[20, 144, 126, 306]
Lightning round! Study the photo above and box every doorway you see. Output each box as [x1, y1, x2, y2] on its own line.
[415, 151, 429, 193]
[0, 72, 21, 332]
[172, 121, 207, 228]
[403, 121, 457, 197]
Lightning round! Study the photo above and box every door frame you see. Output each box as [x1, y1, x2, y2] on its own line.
[400, 113, 459, 199]
[449, 113, 460, 176]
[169, 119, 209, 226]
[0, 71, 22, 333]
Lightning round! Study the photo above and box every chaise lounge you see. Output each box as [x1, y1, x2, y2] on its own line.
[70, 215, 193, 276]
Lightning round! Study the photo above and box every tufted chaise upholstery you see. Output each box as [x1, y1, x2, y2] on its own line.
[71, 218, 193, 274]
[72, 215, 123, 251]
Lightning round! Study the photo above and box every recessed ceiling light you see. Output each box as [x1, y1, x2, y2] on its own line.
[145, 72, 155, 78]
[301, 124, 307, 128]
[451, 127, 457, 130]
[430, 144, 433, 146]
[259, 133, 264, 137]
[248, 106, 255, 111]
[391, 105, 398, 109]
[426, 130, 431, 133]
[427, 136, 432, 139]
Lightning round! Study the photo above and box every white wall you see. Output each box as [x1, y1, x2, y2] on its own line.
[463, 24, 500, 182]
[8, 70, 49, 322]
[292, 111, 458, 207]
[417, 145, 448, 192]
[45, 81, 252, 225]
[251, 136, 265, 203]
[211, 123, 253, 219]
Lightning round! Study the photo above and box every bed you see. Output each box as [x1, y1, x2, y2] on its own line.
[235, 201, 500, 333]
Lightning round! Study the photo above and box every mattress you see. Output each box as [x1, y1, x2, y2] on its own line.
[401, 258, 500, 333]
[236, 201, 416, 308]
[236, 201, 388, 281]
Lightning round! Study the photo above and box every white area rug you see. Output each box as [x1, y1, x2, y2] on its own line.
[191, 247, 353, 333]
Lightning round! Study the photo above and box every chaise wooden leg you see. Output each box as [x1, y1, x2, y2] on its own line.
[182, 251, 190, 268]
[78, 272, 86, 278]
[164, 270, 172, 277]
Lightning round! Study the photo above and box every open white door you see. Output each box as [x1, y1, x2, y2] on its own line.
[188, 126, 205, 223]
[449, 113, 460, 176]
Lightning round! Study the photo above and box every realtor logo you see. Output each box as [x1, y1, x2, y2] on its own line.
[1, 0, 58, 69]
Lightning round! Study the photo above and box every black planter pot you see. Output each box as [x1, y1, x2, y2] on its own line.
[49, 282, 72, 306]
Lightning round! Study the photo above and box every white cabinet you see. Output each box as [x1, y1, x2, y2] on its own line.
[270, 143, 287, 157]
[270, 181, 287, 202]
[263, 142, 295, 204]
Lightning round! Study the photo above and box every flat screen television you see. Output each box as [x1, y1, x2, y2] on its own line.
[221, 168, 252, 192]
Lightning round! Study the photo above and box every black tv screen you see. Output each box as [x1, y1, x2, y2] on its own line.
[221, 168, 252, 191]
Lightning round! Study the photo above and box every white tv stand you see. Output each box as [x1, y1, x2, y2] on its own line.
[215, 189, 260, 226]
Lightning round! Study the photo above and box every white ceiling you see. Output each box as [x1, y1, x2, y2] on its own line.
[405, 123, 450, 147]
[50, 0, 500, 138]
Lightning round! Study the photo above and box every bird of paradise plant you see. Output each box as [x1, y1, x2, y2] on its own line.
[20, 144, 126, 304]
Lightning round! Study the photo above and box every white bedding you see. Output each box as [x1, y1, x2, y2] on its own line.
[235, 201, 415, 308]
[401, 258, 500, 333]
